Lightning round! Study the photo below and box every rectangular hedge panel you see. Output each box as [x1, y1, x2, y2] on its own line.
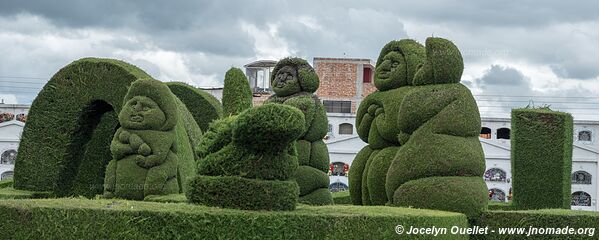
[0, 198, 468, 239]
[511, 108, 573, 209]
[474, 209, 599, 239]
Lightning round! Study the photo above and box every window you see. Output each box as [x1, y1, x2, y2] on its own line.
[480, 127, 491, 139]
[339, 123, 353, 135]
[488, 188, 506, 202]
[572, 171, 592, 184]
[497, 128, 510, 139]
[1, 150, 17, 165]
[484, 168, 507, 182]
[1, 171, 13, 180]
[571, 191, 592, 206]
[323, 100, 351, 113]
[330, 162, 349, 176]
[329, 182, 349, 192]
[578, 130, 592, 142]
[363, 67, 372, 83]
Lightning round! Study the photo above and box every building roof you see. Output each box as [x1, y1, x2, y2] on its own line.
[244, 60, 277, 68]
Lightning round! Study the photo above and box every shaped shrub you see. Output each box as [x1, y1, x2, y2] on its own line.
[351, 38, 487, 218]
[511, 108, 573, 209]
[167, 82, 223, 132]
[222, 67, 252, 116]
[14, 58, 151, 196]
[103, 78, 199, 200]
[266, 57, 332, 205]
[188, 104, 304, 210]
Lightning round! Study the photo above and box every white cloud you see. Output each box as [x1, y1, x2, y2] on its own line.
[240, 21, 295, 60]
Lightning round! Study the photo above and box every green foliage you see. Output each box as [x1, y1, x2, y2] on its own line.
[299, 188, 334, 205]
[267, 57, 332, 205]
[332, 191, 351, 205]
[413, 37, 464, 86]
[511, 108, 573, 210]
[195, 116, 236, 159]
[473, 209, 599, 239]
[191, 104, 304, 210]
[374, 39, 426, 91]
[104, 78, 198, 200]
[0, 198, 469, 239]
[14, 58, 151, 195]
[167, 82, 223, 132]
[0, 187, 52, 199]
[222, 67, 252, 116]
[271, 57, 319, 96]
[0, 179, 13, 189]
[348, 146, 373, 205]
[187, 175, 299, 211]
[360, 149, 380, 205]
[366, 146, 399, 205]
[393, 176, 488, 219]
[293, 166, 329, 196]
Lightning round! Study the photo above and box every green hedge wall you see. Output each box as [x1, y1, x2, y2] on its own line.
[511, 108, 573, 210]
[331, 191, 352, 205]
[166, 82, 223, 132]
[473, 209, 599, 239]
[14, 58, 151, 196]
[222, 67, 252, 116]
[0, 198, 469, 239]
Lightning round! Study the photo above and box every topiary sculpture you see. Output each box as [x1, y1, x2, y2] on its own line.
[352, 38, 487, 218]
[265, 57, 333, 205]
[187, 104, 304, 211]
[222, 67, 252, 116]
[166, 82, 223, 132]
[103, 78, 197, 200]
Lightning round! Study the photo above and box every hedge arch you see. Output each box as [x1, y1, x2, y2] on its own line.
[166, 82, 223, 132]
[14, 58, 151, 196]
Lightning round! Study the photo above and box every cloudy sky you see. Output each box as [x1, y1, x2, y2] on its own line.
[1, 1, 599, 118]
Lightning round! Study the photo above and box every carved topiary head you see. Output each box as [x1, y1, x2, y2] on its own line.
[374, 39, 426, 91]
[271, 57, 319, 97]
[412, 37, 464, 86]
[119, 78, 178, 131]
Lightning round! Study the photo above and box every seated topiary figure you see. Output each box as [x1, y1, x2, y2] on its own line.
[351, 37, 486, 218]
[265, 57, 333, 205]
[103, 78, 197, 200]
[350, 39, 426, 205]
[187, 104, 305, 211]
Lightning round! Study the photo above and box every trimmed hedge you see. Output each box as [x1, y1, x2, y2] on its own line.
[0, 198, 469, 239]
[187, 175, 299, 211]
[299, 188, 334, 205]
[412, 37, 464, 86]
[103, 78, 199, 200]
[195, 116, 236, 159]
[511, 108, 573, 210]
[473, 209, 599, 239]
[348, 145, 373, 205]
[166, 81, 223, 132]
[392, 176, 488, 219]
[0, 187, 52, 199]
[267, 58, 332, 205]
[14, 58, 151, 196]
[366, 146, 400, 205]
[374, 39, 425, 90]
[222, 67, 252, 116]
[332, 191, 351, 205]
[293, 166, 329, 196]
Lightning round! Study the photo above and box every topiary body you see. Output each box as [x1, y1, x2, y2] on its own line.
[351, 38, 487, 218]
[222, 67, 252, 116]
[266, 57, 332, 205]
[103, 78, 197, 200]
[188, 104, 305, 210]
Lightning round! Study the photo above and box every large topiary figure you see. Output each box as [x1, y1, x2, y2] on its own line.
[222, 67, 252, 116]
[187, 104, 304, 211]
[352, 38, 487, 218]
[103, 78, 198, 200]
[265, 57, 333, 205]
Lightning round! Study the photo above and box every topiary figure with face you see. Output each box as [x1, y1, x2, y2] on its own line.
[351, 37, 486, 218]
[103, 78, 196, 200]
[265, 57, 332, 205]
[350, 39, 426, 205]
[187, 104, 304, 211]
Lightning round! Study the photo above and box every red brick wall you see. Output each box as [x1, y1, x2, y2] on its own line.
[315, 61, 357, 98]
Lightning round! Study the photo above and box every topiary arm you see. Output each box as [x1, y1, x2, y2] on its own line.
[283, 96, 315, 135]
[397, 85, 460, 136]
[110, 128, 135, 160]
[356, 93, 382, 142]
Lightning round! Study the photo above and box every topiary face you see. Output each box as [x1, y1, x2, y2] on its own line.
[272, 66, 302, 97]
[374, 51, 407, 90]
[119, 96, 166, 130]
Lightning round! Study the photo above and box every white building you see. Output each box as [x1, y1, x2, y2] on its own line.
[0, 103, 28, 181]
[325, 116, 599, 211]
